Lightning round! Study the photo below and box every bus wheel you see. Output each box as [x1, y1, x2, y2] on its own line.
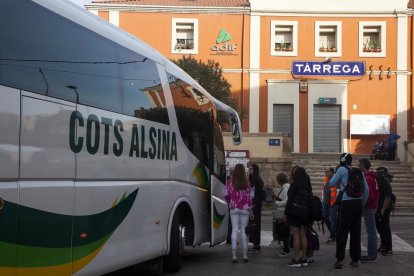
[164, 211, 184, 273]
[136, 256, 163, 275]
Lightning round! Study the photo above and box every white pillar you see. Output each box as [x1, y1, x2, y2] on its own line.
[109, 10, 119, 27]
[396, 14, 408, 160]
[88, 10, 98, 16]
[249, 15, 261, 133]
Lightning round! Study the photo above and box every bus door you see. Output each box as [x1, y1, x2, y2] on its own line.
[210, 178, 228, 246]
[210, 104, 242, 246]
[210, 123, 228, 246]
[18, 91, 76, 276]
[0, 86, 20, 276]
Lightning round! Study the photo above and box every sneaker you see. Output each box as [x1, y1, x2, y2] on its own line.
[333, 260, 344, 269]
[253, 245, 262, 251]
[349, 260, 359, 267]
[299, 259, 308, 267]
[287, 258, 301, 268]
[382, 250, 393, 256]
[361, 256, 377, 263]
[326, 237, 336, 244]
[279, 251, 291, 257]
[377, 247, 386, 253]
[308, 257, 315, 264]
[232, 259, 238, 264]
[243, 258, 248, 263]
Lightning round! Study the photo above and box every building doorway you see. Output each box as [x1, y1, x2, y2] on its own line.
[313, 105, 341, 152]
[273, 104, 294, 141]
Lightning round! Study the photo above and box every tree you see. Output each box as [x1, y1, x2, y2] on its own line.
[172, 56, 246, 118]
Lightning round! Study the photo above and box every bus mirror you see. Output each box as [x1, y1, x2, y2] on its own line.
[211, 98, 242, 146]
[230, 114, 241, 146]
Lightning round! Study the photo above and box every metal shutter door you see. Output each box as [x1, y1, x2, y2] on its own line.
[273, 104, 293, 135]
[313, 105, 341, 152]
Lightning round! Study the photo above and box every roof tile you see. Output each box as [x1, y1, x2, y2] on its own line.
[92, 0, 250, 7]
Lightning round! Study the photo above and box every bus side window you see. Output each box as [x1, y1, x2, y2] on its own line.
[0, 1, 122, 113]
[168, 73, 213, 167]
[120, 49, 169, 125]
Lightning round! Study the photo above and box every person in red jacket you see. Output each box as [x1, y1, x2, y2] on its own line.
[358, 158, 379, 263]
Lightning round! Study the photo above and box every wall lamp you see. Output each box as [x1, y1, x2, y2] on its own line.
[379, 65, 383, 80]
[369, 65, 373, 80]
[387, 67, 391, 79]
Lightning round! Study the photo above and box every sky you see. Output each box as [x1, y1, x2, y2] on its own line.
[69, 0, 92, 7]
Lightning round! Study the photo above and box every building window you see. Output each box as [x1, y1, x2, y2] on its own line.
[359, 22, 386, 57]
[171, 18, 198, 54]
[315, 21, 342, 57]
[271, 21, 298, 56]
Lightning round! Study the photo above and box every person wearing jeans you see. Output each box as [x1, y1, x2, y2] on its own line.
[322, 167, 335, 243]
[329, 203, 338, 243]
[359, 158, 379, 263]
[363, 208, 378, 260]
[230, 209, 250, 259]
[387, 131, 400, 161]
[225, 164, 253, 264]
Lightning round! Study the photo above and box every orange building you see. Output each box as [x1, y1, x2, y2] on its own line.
[86, 0, 414, 159]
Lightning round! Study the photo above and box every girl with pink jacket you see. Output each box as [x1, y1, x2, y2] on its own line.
[225, 164, 253, 264]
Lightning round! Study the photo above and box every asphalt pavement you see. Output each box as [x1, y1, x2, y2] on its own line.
[113, 210, 414, 276]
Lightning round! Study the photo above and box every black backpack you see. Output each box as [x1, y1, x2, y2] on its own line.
[345, 167, 364, 198]
[309, 195, 323, 222]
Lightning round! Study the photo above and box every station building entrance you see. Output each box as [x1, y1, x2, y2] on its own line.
[268, 80, 348, 153]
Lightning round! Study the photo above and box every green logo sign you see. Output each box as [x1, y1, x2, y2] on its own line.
[216, 29, 232, 44]
[211, 29, 238, 53]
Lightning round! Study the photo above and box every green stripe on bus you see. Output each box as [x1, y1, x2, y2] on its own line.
[0, 189, 138, 267]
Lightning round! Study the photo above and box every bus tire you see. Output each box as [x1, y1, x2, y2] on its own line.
[164, 211, 183, 273]
[148, 257, 163, 275]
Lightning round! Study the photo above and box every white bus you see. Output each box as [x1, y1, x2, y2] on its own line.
[0, 0, 242, 275]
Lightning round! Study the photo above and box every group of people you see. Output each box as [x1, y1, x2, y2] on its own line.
[225, 152, 395, 269]
[323, 153, 394, 269]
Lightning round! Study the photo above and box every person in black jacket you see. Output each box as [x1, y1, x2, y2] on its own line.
[284, 167, 312, 268]
[376, 167, 394, 256]
[248, 163, 266, 251]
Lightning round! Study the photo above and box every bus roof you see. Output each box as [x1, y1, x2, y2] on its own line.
[34, 0, 165, 65]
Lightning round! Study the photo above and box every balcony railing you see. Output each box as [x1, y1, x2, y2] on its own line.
[175, 39, 194, 50]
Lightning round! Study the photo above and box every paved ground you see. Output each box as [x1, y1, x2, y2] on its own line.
[112, 211, 414, 276]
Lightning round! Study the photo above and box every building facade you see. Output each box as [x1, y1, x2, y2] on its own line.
[86, 0, 414, 159]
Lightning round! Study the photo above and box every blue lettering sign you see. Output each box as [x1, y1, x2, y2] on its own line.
[269, 139, 281, 146]
[292, 61, 365, 76]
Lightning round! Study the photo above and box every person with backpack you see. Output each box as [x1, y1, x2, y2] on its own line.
[376, 167, 395, 256]
[274, 172, 291, 257]
[329, 153, 369, 269]
[358, 158, 379, 263]
[284, 167, 312, 268]
[248, 163, 266, 251]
